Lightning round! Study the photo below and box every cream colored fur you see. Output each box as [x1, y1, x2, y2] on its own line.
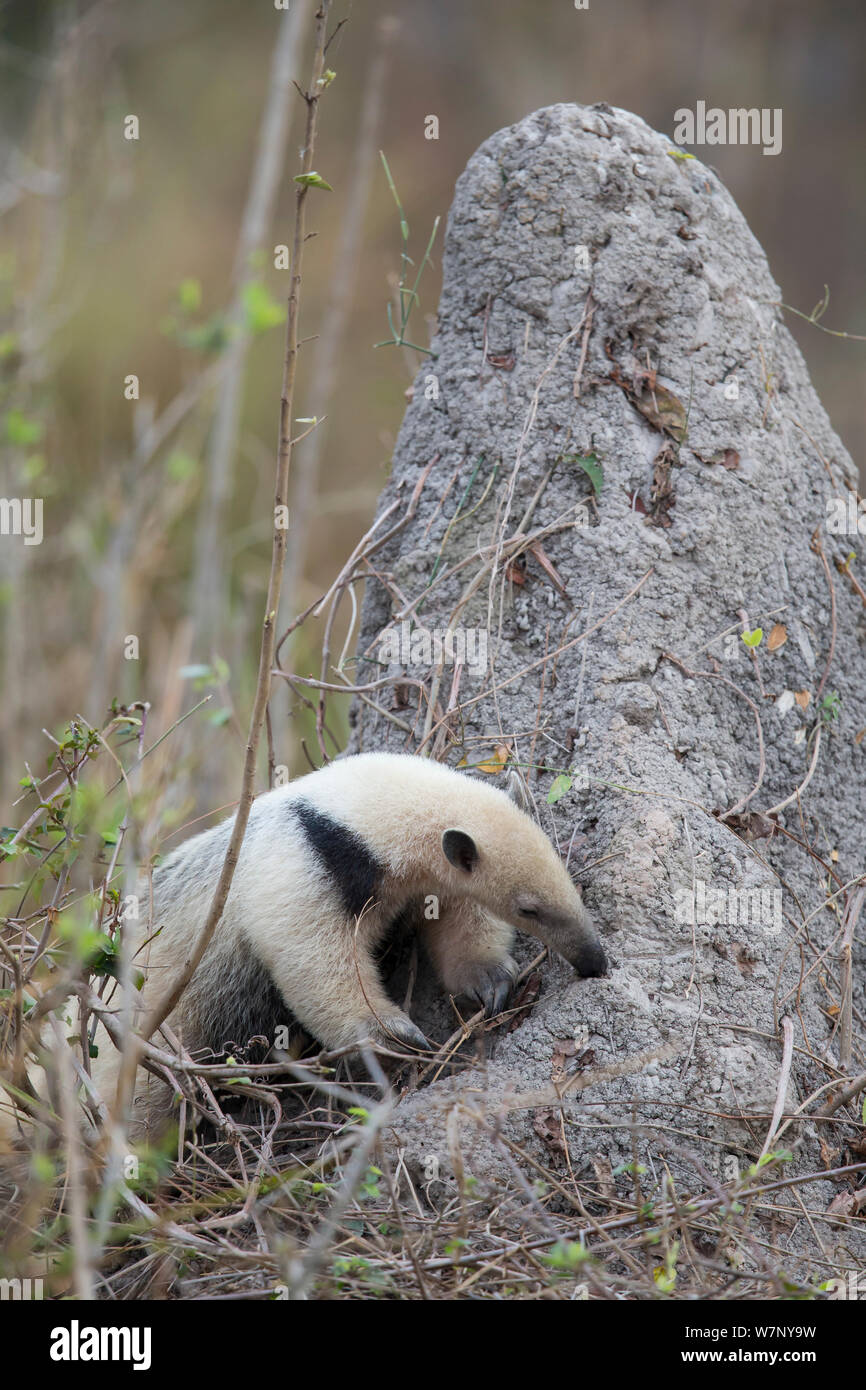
[4, 754, 606, 1141]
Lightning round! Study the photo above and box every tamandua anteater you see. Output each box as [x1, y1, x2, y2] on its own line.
[8, 753, 608, 1137]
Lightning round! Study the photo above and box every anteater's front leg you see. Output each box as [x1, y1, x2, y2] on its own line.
[424, 899, 518, 1017]
[256, 920, 429, 1054]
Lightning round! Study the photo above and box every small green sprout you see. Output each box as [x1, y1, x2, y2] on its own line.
[293, 171, 333, 191]
[819, 690, 841, 725]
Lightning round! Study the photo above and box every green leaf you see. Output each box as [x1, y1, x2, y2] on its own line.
[565, 451, 604, 495]
[165, 450, 198, 482]
[242, 280, 286, 334]
[179, 314, 230, 354]
[820, 690, 841, 723]
[544, 1241, 588, 1269]
[22, 453, 45, 481]
[547, 773, 573, 805]
[31, 1153, 55, 1183]
[741, 628, 763, 648]
[58, 921, 120, 977]
[4, 409, 43, 447]
[177, 277, 201, 313]
[293, 171, 333, 191]
[751, 1148, 793, 1172]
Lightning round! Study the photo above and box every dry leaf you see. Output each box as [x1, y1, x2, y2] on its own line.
[644, 441, 678, 528]
[767, 623, 788, 652]
[640, 381, 688, 441]
[552, 1037, 579, 1083]
[826, 1189, 866, 1217]
[506, 972, 541, 1033]
[819, 1137, 841, 1168]
[477, 743, 511, 775]
[392, 682, 412, 710]
[697, 447, 740, 470]
[718, 810, 777, 842]
[794, 690, 811, 708]
[533, 1110, 568, 1163]
[528, 540, 568, 597]
[605, 349, 688, 441]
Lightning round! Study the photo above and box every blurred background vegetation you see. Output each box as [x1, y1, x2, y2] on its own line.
[0, 0, 863, 837]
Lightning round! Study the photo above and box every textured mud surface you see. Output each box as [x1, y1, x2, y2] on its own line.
[350, 104, 865, 1269]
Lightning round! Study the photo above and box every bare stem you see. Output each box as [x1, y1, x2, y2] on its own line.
[135, 2, 333, 1056]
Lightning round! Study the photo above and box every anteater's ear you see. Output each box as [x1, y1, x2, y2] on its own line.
[505, 768, 533, 817]
[442, 828, 479, 874]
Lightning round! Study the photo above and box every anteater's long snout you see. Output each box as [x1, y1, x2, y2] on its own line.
[529, 902, 609, 978]
[573, 937, 608, 978]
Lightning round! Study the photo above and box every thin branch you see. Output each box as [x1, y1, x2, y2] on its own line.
[135, 2, 333, 1058]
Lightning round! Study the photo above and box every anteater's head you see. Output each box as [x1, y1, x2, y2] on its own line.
[439, 773, 608, 979]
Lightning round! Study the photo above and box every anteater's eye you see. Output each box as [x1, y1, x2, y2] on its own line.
[519, 906, 539, 919]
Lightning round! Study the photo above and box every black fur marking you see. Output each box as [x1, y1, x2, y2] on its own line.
[293, 799, 384, 920]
